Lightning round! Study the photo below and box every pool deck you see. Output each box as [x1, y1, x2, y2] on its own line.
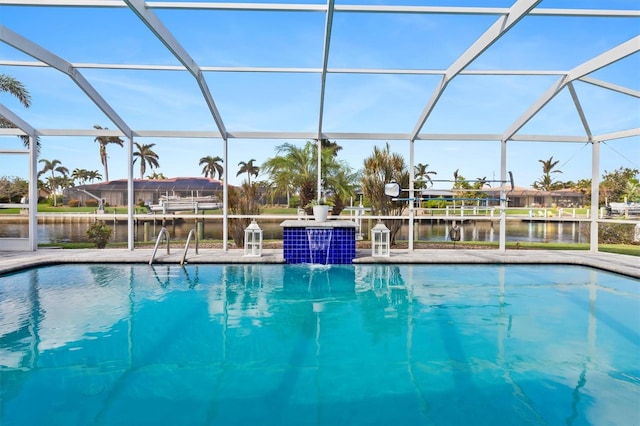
[1, 248, 638, 278]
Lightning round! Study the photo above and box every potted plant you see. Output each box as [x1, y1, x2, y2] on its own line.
[306, 198, 332, 222]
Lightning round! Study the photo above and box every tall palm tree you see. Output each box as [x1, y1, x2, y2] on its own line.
[414, 163, 437, 188]
[199, 155, 224, 179]
[533, 156, 563, 191]
[133, 142, 160, 179]
[237, 159, 259, 185]
[93, 125, 124, 182]
[0, 73, 40, 152]
[38, 159, 68, 206]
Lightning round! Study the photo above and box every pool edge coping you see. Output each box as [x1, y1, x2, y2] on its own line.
[1, 249, 638, 279]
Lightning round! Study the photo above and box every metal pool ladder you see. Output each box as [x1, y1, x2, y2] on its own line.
[149, 227, 170, 265]
[180, 228, 199, 266]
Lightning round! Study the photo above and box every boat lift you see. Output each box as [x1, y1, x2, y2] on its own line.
[67, 188, 106, 212]
[384, 171, 514, 204]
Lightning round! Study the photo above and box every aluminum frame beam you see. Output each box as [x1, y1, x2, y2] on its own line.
[594, 128, 640, 142]
[503, 35, 640, 142]
[0, 25, 133, 139]
[567, 82, 592, 140]
[3, 1, 639, 18]
[123, 0, 228, 138]
[579, 76, 640, 98]
[410, 0, 542, 140]
[0, 60, 574, 77]
[0, 103, 36, 136]
[0, 127, 605, 143]
[316, 0, 335, 138]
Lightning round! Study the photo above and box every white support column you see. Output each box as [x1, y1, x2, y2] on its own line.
[0, 104, 38, 251]
[408, 138, 415, 252]
[317, 138, 322, 201]
[127, 136, 134, 251]
[590, 140, 600, 252]
[28, 134, 37, 251]
[223, 137, 229, 251]
[499, 139, 507, 252]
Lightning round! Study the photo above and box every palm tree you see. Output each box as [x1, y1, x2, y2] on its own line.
[361, 143, 409, 244]
[71, 168, 89, 185]
[146, 171, 166, 180]
[324, 167, 359, 215]
[452, 169, 472, 190]
[94, 125, 124, 182]
[199, 155, 224, 179]
[533, 156, 563, 191]
[414, 163, 437, 189]
[133, 142, 160, 179]
[0, 73, 40, 152]
[0, 74, 30, 106]
[624, 180, 640, 203]
[262, 142, 322, 209]
[38, 159, 68, 206]
[263, 141, 345, 210]
[472, 176, 490, 205]
[87, 170, 103, 183]
[316, 138, 342, 156]
[237, 159, 260, 185]
[573, 178, 591, 204]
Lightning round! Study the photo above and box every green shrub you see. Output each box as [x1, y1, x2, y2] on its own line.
[289, 195, 300, 209]
[86, 222, 112, 248]
[422, 199, 448, 209]
[46, 195, 63, 206]
[599, 222, 638, 245]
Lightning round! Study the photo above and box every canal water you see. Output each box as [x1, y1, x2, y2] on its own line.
[0, 218, 589, 245]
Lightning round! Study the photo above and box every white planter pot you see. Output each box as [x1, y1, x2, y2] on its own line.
[312, 205, 330, 222]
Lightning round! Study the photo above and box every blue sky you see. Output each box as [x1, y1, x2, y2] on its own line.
[1, 0, 639, 190]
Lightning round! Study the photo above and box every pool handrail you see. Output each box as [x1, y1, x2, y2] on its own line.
[180, 228, 199, 266]
[149, 227, 170, 265]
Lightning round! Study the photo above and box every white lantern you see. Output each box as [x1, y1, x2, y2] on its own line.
[371, 222, 390, 257]
[244, 220, 263, 256]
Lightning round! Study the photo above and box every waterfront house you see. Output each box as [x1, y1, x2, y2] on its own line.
[65, 177, 224, 208]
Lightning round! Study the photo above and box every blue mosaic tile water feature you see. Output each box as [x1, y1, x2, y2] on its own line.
[281, 221, 356, 264]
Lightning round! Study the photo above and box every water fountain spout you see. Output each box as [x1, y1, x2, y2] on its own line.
[307, 228, 333, 264]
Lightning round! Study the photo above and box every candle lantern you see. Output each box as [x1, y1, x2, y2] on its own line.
[244, 220, 263, 257]
[371, 222, 390, 257]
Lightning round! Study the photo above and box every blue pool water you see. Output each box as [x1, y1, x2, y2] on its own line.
[0, 264, 638, 425]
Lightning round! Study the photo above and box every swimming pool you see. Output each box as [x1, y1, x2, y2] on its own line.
[1, 264, 638, 425]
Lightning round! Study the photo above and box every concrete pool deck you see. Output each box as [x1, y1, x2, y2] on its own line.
[0, 248, 638, 278]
